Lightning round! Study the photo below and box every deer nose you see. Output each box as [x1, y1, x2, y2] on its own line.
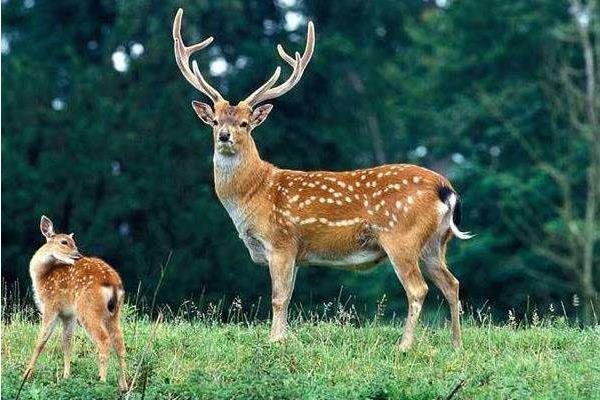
[218, 130, 231, 142]
[72, 251, 82, 260]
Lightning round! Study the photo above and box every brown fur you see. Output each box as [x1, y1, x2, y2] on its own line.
[24, 216, 128, 391]
[176, 10, 464, 350]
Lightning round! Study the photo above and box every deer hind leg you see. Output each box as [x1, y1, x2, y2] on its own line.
[107, 307, 128, 392]
[78, 306, 111, 382]
[268, 249, 298, 342]
[23, 312, 59, 379]
[421, 232, 462, 348]
[61, 315, 77, 378]
[379, 232, 428, 352]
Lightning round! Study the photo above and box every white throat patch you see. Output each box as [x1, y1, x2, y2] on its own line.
[213, 152, 241, 179]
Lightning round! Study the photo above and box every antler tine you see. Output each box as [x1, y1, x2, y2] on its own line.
[245, 21, 315, 107]
[276, 44, 296, 65]
[242, 67, 282, 106]
[191, 60, 226, 101]
[276, 19, 315, 66]
[173, 8, 224, 103]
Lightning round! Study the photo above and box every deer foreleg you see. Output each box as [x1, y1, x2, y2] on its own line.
[268, 249, 298, 342]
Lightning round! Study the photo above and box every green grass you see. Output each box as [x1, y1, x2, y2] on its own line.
[2, 307, 599, 400]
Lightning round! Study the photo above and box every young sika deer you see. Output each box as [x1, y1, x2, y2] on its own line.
[174, 9, 472, 350]
[24, 216, 128, 391]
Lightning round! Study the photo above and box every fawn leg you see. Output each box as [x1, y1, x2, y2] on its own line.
[79, 309, 111, 382]
[108, 313, 128, 392]
[23, 312, 59, 379]
[61, 315, 77, 378]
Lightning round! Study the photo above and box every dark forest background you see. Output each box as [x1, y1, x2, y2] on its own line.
[2, 0, 598, 321]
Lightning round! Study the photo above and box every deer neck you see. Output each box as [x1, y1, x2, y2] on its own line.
[29, 248, 54, 286]
[213, 138, 273, 230]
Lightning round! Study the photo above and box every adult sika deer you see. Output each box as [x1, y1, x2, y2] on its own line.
[24, 216, 128, 391]
[174, 9, 472, 350]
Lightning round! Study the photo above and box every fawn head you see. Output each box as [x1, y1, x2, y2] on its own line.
[173, 9, 315, 157]
[38, 215, 82, 265]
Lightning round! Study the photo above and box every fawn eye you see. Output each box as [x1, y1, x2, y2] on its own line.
[212, 119, 219, 126]
[60, 240, 68, 245]
[240, 121, 248, 128]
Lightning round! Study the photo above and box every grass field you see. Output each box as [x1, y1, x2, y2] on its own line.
[2, 304, 599, 400]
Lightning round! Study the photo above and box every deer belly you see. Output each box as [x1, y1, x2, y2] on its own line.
[304, 250, 386, 269]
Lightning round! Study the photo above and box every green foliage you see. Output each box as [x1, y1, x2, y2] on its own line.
[2, 0, 597, 316]
[2, 307, 599, 399]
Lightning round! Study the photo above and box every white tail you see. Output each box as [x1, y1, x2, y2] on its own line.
[446, 193, 474, 240]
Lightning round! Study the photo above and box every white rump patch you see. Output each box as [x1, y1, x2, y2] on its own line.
[101, 286, 113, 305]
[436, 201, 449, 215]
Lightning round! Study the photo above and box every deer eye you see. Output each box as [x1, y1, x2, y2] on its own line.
[60, 240, 68, 245]
[212, 119, 219, 126]
[240, 121, 248, 128]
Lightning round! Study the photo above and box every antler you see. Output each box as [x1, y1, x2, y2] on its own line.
[173, 8, 224, 103]
[244, 21, 315, 107]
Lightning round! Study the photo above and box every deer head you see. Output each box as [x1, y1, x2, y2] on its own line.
[173, 9, 315, 158]
[37, 215, 82, 266]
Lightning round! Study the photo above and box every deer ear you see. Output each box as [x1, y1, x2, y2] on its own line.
[250, 104, 273, 128]
[191, 101, 215, 125]
[40, 215, 55, 240]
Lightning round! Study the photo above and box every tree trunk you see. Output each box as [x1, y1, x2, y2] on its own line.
[576, 0, 599, 324]
[345, 67, 387, 164]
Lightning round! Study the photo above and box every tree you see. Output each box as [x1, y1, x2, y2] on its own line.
[3, 0, 595, 318]
[481, 0, 599, 321]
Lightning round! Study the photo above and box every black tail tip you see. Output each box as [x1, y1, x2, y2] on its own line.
[437, 185, 454, 203]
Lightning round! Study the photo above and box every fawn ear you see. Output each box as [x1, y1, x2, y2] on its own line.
[250, 104, 273, 128]
[40, 215, 55, 240]
[192, 101, 215, 125]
